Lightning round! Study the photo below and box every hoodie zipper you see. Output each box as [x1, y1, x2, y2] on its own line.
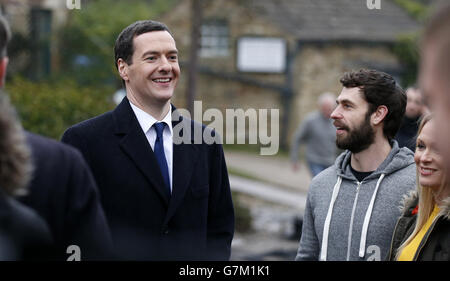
[346, 181, 362, 261]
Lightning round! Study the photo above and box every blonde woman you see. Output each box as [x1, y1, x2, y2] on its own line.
[388, 114, 450, 260]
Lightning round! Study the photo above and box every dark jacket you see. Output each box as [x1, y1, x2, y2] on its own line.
[18, 132, 114, 260]
[0, 94, 53, 260]
[395, 116, 420, 152]
[388, 191, 450, 261]
[0, 190, 53, 260]
[61, 98, 235, 260]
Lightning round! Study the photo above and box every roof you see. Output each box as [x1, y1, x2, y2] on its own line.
[250, 0, 421, 42]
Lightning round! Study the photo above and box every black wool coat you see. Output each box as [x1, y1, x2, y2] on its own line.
[61, 98, 234, 261]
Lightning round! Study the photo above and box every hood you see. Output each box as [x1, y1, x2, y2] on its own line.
[320, 140, 415, 261]
[399, 190, 419, 217]
[400, 190, 450, 220]
[0, 94, 32, 196]
[334, 140, 415, 181]
[442, 197, 450, 220]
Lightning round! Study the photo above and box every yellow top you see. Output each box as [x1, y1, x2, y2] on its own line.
[398, 205, 441, 261]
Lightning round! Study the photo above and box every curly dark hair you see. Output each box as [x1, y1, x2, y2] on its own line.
[340, 69, 407, 141]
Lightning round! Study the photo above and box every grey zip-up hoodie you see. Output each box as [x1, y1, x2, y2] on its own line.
[295, 140, 416, 261]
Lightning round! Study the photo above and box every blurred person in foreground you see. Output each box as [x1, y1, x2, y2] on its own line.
[394, 86, 426, 152]
[61, 20, 234, 260]
[290, 92, 337, 177]
[0, 93, 52, 260]
[420, 2, 450, 181]
[0, 14, 113, 260]
[388, 114, 449, 261]
[295, 69, 416, 261]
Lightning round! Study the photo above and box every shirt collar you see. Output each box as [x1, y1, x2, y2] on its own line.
[129, 101, 173, 135]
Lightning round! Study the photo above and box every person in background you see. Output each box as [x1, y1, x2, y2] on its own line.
[420, 2, 450, 180]
[389, 114, 449, 261]
[296, 69, 416, 261]
[0, 92, 53, 260]
[0, 14, 113, 260]
[394, 86, 425, 151]
[290, 92, 337, 177]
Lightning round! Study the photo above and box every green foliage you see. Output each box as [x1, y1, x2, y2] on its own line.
[392, 0, 430, 86]
[232, 191, 253, 233]
[58, 0, 177, 85]
[6, 76, 115, 139]
[393, 0, 429, 22]
[393, 33, 421, 87]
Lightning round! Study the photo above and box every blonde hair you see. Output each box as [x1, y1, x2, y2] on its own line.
[395, 114, 446, 259]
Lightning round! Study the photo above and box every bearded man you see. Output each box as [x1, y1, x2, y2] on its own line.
[295, 69, 416, 261]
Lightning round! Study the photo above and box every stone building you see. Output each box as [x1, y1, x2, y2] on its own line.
[0, 0, 421, 151]
[160, 0, 420, 150]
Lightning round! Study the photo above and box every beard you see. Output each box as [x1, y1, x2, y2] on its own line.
[335, 112, 375, 153]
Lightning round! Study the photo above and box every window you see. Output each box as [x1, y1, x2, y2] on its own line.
[237, 37, 286, 73]
[30, 8, 52, 79]
[200, 20, 229, 58]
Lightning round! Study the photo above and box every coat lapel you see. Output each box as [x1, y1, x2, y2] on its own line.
[112, 98, 170, 206]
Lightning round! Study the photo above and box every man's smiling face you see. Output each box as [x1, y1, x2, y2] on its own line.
[120, 30, 180, 107]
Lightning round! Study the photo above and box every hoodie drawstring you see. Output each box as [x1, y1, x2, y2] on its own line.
[359, 173, 385, 258]
[321, 173, 386, 261]
[320, 176, 342, 261]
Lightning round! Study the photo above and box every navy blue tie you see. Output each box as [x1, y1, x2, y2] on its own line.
[153, 122, 171, 197]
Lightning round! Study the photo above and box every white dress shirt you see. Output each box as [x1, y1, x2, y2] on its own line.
[129, 101, 173, 193]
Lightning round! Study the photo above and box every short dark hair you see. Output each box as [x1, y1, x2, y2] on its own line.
[114, 20, 172, 69]
[340, 69, 407, 141]
[0, 15, 11, 58]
